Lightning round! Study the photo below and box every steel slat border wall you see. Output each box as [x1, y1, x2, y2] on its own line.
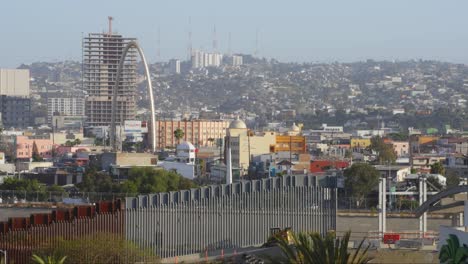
[125, 175, 337, 258]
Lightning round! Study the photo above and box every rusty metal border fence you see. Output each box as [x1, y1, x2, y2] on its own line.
[0, 201, 123, 263]
[125, 175, 338, 258]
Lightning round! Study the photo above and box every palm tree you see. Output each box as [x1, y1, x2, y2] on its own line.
[439, 234, 468, 264]
[31, 254, 67, 264]
[174, 128, 185, 145]
[207, 137, 215, 146]
[274, 230, 372, 264]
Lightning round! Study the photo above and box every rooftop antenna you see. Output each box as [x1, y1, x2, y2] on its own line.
[212, 25, 217, 51]
[187, 17, 193, 59]
[108, 16, 113, 36]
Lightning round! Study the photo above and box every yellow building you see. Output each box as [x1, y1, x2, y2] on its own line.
[227, 119, 276, 174]
[350, 138, 372, 149]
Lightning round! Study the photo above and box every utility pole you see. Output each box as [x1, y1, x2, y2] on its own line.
[419, 175, 427, 237]
[378, 176, 387, 237]
[247, 130, 251, 164]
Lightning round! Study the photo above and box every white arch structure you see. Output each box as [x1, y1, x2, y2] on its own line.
[110, 41, 156, 153]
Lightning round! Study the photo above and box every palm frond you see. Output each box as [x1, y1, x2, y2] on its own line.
[275, 230, 372, 264]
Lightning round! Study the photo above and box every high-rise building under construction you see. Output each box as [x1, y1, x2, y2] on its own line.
[82, 20, 137, 127]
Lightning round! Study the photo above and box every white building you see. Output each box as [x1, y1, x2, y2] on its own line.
[191, 50, 205, 69]
[47, 97, 85, 122]
[159, 142, 197, 179]
[232, 55, 243, 66]
[123, 120, 148, 143]
[0, 69, 30, 97]
[354, 129, 385, 138]
[168, 59, 180, 74]
[191, 50, 223, 68]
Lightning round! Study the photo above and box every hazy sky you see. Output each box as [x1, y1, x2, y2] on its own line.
[1, 0, 468, 67]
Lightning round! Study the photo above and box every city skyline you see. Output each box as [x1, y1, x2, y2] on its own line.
[2, 0, 468, 67]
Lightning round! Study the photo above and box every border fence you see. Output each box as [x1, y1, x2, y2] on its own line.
[126, 175, 337, 258]
[0, 175, 337, 261]
[0, 200, 123, 263]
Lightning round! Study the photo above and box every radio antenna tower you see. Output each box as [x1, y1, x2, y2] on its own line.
[254, 29, 259, 57]
[228, 32, 232, 55]
[156, 26, 161, 61]
[187, 17, 193, 59]
[212, 25, 218, 51]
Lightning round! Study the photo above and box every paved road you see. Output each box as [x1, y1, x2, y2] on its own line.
[337, 215, 451, 239]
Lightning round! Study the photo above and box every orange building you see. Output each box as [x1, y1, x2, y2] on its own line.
[273, 135, 306, 153]
[155, 119, 230, 149]
[15, 136, 54, 160]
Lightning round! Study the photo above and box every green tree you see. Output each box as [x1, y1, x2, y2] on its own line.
[32, 141, 43, 162]
[120, 180, 138, 195]
[344, 163, 380, 207]
[127, 167, 197, 193]
[77, 169, 116, 193]
[431, 161, 445, 175]
[0, 178, 47, 200]
[370, 136, 396, 164]
[174, 128, 185, 144]
[207, 137, 215, 146]
[0, 178, 42, 191]
[275, 230, 372, 264]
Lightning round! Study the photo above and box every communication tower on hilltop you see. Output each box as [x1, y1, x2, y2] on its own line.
[187, 17, 193, 59]
[254, 29, 259, 57]
[212, 25, 218, 51]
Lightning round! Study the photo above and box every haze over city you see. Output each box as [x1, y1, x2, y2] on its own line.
[2, 0, 468, 67]
[3, 1, 468, 263]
